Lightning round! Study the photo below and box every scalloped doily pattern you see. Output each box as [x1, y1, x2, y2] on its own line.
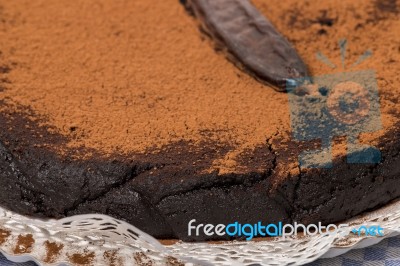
[0, 200, 399, 266]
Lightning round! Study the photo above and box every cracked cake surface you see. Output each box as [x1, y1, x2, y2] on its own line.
[0, 0, 399, 240]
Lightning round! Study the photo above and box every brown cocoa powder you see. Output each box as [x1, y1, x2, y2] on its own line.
[133, 252, 154, 266]
[166, 256, 185, 266]
[0, 0, 398, 172]
[103, 250, 122, 266]
[68, 250, 95, 266]
[43, 241, 64, 264]
[13, 234, 34, 254]
[0, 228, 10, 245]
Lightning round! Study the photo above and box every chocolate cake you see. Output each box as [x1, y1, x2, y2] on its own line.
[0, 0, 399, 242]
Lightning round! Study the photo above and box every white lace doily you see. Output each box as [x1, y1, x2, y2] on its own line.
[0, 199, 399, 266]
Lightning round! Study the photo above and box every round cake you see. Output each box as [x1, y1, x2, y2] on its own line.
[0, 0, 399, 241]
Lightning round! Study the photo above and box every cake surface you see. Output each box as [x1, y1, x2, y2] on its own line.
[0, 0, 399, 241]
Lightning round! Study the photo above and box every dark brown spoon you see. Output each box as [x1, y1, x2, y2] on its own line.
[182, 0, 309, 91]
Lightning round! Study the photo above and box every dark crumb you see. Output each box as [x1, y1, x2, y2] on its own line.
[312, 10, 337, 27]
[375, 0, 398, 13]
[368, 0, 399, 24]
[0, 65, 10, 74]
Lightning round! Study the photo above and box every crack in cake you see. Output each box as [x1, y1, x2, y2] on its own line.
[0, 0, 399, 241]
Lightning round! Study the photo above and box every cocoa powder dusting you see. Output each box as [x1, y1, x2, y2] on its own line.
[166, 256, 185, 266]
[68, 250, 95, 266]
[133, 252, 154, 266]
[0, 228, 10, 245]
[43, 241, 64, 264]
[0, 0, 398, 173]
[13, 234, 34, 254]
[104, 250, 122, 266]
